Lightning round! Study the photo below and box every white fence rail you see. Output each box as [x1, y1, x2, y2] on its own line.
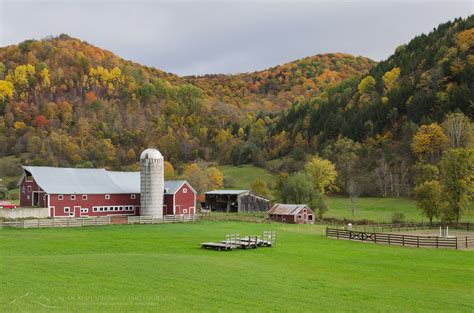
[128, 214, 197, 224]
[0, 214, 197, 229]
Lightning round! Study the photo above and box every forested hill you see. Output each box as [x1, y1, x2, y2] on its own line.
[277, 16, 474, 144]
[185, 53, 374, 111]
[0, 34, 372, 168]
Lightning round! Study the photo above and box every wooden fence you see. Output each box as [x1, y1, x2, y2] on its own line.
[326, 228, 474, 249]
[0, 214, 197, 229]
[342, 222, 472, 233]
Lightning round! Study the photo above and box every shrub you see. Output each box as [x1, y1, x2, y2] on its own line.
[391, 212, 405, 224]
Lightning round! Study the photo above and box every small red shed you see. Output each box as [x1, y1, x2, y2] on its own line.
[268, 204, 314, 224]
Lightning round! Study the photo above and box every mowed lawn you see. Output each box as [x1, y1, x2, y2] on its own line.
[1, 222, 473, 312]
[327, 197, 474, 223]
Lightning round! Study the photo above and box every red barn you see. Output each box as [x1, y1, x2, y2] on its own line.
[268, 204, 314, 224]
[19, 166, 196, 218]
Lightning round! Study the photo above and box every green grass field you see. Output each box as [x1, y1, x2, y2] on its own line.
[218, 164, 276, 190]
[1, 222, 473, 312]
[327, 197, 474, 223]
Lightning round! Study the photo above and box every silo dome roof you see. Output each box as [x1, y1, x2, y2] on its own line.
[140, 148, 163, 160]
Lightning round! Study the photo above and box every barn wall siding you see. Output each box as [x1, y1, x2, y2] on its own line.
[174, 182, 196, 215]
[50, 193, 140, 217]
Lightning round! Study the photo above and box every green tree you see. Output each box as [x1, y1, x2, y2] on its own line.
[414, 180, 443, 225]
[439, 148, 474, 223]
[414, 162, 439, 185]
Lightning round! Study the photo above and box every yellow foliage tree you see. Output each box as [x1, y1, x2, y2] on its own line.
[357, 75, 376, 94]
[207, 167, 224, 190]
[411, 123, 448, 163]
[0, 80, 14, 102]
[164, 161, 176, 180]
[304, 156, 338, 194]
[382, 67, 400, 93]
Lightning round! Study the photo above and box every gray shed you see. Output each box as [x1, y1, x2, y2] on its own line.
[204, 190, 270, 213]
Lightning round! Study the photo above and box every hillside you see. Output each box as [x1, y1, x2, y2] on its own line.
[186, 53, 374, 111]
[0, 34, 373, 172]
[268, 16, 474, 197]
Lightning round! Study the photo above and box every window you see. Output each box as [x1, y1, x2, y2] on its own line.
[303, 209, 307, 213]
[93, 207, 98, 212]
[183, 209, 188, 214]
[58, 195, 64, 200]
[99, 207, 104, 212]
[69, 212, 74, 217]
[131, 194, 136, 199]
[70, 195, 76, 200]
[27, 186, 32, 192]
[182, 188, 187, 194]
[26, 175, 33, 182]
[64, 207, 70, 213]
[82, 195, 88, 200]
[81, 208, 89, 213]
[105, 194, 110, 200]
[297, 214, 302, 218]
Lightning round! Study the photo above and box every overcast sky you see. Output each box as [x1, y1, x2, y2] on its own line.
[0, 0, 472, 75]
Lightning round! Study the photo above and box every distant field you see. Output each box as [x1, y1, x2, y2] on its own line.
[327, 197, 474, 223]
[1, 222, 472, 312]
[217, 164, 276, 190]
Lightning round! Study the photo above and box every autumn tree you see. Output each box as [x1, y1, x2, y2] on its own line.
[411, 123, 448, 163]
[164, 161, 176, 180]
[207, 167, 224, 190]
[439, 148, 474, 223]
[250, 179, 269, 197]
[0, 80, 14, 103]
[304, 156, 338, 194]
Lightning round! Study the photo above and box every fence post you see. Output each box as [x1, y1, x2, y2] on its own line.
[417, 236, 419, 248]
[96, 217, 98, 225]
[38, 218, 40, 228]
[402, 235, 405, 246]
[139, 216, 141, 224]
[336, 228, 339, 239]
[374, 233, 377, 243]
[455, 237, 458, 250]
[436, 237, 438, 248]
[67, 218, 69, 228]
[466, 236, 468, 249]
[81, 218, 84, 227]
[388, 233, 391, 245]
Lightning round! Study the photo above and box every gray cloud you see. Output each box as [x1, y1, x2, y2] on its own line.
[0, 0, 472, 75]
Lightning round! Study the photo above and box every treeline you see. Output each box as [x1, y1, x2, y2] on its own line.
[0, 34, 371, 172]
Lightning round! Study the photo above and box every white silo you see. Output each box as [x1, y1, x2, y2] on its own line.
[140, 148, 164, 218]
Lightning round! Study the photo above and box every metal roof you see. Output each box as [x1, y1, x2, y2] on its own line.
[268, 204, 311, 215]
[205, 190, 249, 195]
[22, 166, 189, 195]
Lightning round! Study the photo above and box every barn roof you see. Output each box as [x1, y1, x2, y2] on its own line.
[21, 166, 191, 195]
[205, 190, 249, 195]
[268, 204, 311, 215]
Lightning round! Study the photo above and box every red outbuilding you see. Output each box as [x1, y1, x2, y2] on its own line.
[268, 204, 314, 224]
[19, 166, 196, 218]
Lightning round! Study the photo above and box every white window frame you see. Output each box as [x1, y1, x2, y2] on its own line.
[131, 194, 136, 199]
[70, 195, 76, 200]
[64, 207, 70, 213]
[58, 195, 64, 200]
[27, 186, 32, 192]
[105, 194, 110, 200]
[82, 195, 88, 200]
[183, 188, 187, 194]
[81, 208, 89, 213]
[183, 209, 188, 214]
